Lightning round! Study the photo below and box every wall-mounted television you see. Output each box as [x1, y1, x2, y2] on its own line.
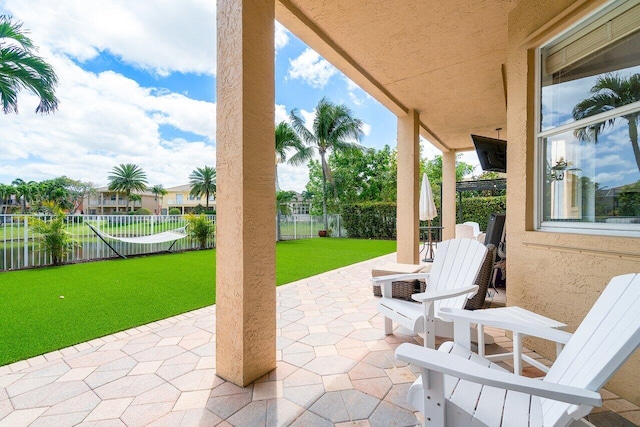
[471, 134, 507, 173]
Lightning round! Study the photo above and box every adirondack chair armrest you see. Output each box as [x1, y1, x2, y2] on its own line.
[370, 272, 431, 284]
[395, 343, 602, 407]
[411, 285, 479, 303]
[439, 308, 572, 344]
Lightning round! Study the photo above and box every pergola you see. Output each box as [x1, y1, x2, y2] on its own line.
[456, 178, 507, 222]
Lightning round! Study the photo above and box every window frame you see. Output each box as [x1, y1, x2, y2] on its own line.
[534, 2, 640, 237]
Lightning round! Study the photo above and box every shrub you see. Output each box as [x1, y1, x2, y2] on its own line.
[135, 208, 152, 215]
[28, 203, 78, 266]
[185, 213, 215, 249]
[169, 208, 181, 215]
[341, 202, 397, 239]
[458, 196, 506, 231]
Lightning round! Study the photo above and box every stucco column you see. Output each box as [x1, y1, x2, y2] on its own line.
[441, 150, 456, 240]
[396, 110, 420, 264]
[216, 0, 276, 387]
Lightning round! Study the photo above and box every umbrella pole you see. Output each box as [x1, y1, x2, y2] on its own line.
[426, 219, 434, 262]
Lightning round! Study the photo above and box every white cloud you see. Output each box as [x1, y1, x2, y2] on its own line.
[298, 108, 317, 130]
[2, 0, 217, 77]
[277, 164, 309, 193]
[362, 123, 372, 137]
[595, 171, 628, 184]
[275, 22, 290, 51]
[275, 104, 289, 124]
[0, 57, 216, 187]
[344, 77, 372, 106]
[288, 48, 337, 89]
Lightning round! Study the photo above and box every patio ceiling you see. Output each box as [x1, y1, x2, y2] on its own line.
[276, 0, 519, 152]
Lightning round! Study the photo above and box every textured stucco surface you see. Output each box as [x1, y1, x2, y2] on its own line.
[507, 0, 640, 405]
[397, 111, 420, 264]
[216, 0, 276, 387]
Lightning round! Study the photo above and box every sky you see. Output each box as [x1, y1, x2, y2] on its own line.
[0, 0, 478, 193]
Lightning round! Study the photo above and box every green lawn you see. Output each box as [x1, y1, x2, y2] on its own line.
[0, 238, 395, 366]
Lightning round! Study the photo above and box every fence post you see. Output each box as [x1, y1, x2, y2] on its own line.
[23, 216, 29, 268]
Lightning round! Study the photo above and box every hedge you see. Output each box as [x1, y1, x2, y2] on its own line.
[341, 202, 397, 239]
[341, 195, 506, 239]
[458, 196, 506, 231]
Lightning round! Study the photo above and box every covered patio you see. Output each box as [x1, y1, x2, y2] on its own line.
[215, 0, 640, 409]
[1, 255, 637, 426]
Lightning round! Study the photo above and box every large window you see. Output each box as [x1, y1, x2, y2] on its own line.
[537, 1, 640, 235]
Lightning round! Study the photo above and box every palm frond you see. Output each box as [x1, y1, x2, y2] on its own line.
[0, 17, 58, 114]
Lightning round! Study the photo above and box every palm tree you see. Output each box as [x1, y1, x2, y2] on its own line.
[0, 15, 59, 114]
[189, 166, 216, 209]
[275, 121, 309, 190]
[149, 184, 168, 214]
[290, 97, 364, 230]
[12, 178, 37, 213]
[573, 73, 640, 172]
[107, 164, 148, 212]
[0, 183, 12, 213]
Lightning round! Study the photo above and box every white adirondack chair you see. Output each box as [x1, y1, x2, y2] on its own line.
[372, 238, 488, 349]
[396, 273, 640, 427]
[463, 221, 481, 238]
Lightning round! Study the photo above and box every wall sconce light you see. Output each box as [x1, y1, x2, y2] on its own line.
[550, 158, 580, 181]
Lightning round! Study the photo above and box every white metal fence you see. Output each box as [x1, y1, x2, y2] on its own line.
[0, 214, 214, 271]
[276, 213, 345, 240]
[1, 213, 344, 271]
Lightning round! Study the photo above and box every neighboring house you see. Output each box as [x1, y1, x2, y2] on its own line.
[283, 192, 311, 215]
[0, 195, 19, 214]
[84, 186, 156, 215]
[162, 184, 216, 215]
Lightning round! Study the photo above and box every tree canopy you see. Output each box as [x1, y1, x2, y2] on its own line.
[305, 149, 476, 215]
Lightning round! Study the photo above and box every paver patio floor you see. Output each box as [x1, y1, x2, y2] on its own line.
[1, 253, 638, 426]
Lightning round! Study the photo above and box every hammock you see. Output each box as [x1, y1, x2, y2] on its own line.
[87, 223, 187, 258]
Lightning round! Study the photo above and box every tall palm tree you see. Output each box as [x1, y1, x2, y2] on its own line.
[149, 184, 168, 214]
[275, 121, 310, 190]
[12, 178, 37, 213]
[189, 166, 216, 209]
[0, 183, 12, 213]
[290, 97, 364, 230]
[107, 164, 148, 212]
[573, 73, 640, 172]
[0, 15, 59, 114]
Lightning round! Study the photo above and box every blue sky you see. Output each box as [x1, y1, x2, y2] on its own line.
[0, 0, 466, 192]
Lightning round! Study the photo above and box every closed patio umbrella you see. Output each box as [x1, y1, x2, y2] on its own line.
[419, 173, 438, 261]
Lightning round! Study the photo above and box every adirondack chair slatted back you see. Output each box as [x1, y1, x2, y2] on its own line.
[428, 238, 487, 313]
[542, 273, 640, 426]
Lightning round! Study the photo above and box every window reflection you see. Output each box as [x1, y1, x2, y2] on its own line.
[543, 119, 640, 224]
[541, 24, 640, 131]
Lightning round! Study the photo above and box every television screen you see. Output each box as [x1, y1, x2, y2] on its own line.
[471, 134, 507, 173]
